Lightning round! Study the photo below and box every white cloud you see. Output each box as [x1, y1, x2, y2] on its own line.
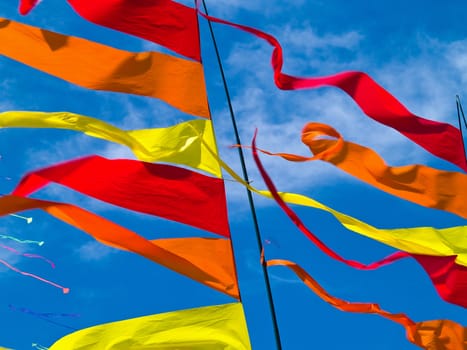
[76, 240, 117, 262]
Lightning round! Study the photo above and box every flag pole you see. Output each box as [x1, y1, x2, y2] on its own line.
[197, 2, 283, 349]
[455, 95, 467, 162]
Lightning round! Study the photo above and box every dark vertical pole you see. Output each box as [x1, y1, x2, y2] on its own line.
[455, 95, 467, 161]
[198, 1, 283, 349]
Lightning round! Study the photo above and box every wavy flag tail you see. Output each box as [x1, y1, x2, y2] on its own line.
[252, 130, 467, 308]
[267, 259, 466, 350]
[252, 121, 467, 218]
[194, 1, 467, 171]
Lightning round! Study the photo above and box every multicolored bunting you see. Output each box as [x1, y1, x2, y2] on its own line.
[253, 122, 467, 219]
[195, 3, 467, 172]
[0, 195, 239, 298]
[252, 131, 467, 307]
[48, 303, 252, 350]
[267, 259, 466, 350]
[199, 133, 467, 268]
[67, 0, 201, 61]
[0, 17, 209, 118]
[12, 155, 230, 237]
[0, 111, 222, 178]
[5, 112, 465, 267]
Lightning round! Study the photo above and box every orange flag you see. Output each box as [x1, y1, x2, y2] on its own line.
[255, 122, 467, 218]
[0, 195, 239, 298]
[0, 18, 209, 118]
[268, 259, 466, 350]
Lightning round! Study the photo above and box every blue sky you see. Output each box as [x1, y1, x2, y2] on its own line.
[0, 0, 466, 349]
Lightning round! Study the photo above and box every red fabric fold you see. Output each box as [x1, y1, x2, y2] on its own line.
[12, 155, 230, 237]
[196, 2, 467, 172]
[67, 0, 201, 61]
[410, 254, 467, 308]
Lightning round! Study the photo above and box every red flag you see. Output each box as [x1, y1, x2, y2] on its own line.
[67, 0, 201, 61]
[12, 156, 230, 237]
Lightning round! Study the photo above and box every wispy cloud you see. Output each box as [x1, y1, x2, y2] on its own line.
[75, 240, 117, 262]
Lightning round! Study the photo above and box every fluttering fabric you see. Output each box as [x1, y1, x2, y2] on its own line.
[254, 122, 467, 218]
[0, 111, 222, 177]
[6, 113, 466, 266]
[195, 2, 467, 172]
[48, 303, 252, 350]
[0, 195, 239, 298]
[268, 259, 466, 350]
[410, 254, 467, 309]
[67, 0, 201, 61]
[252, 132, 467, 307]
[12, 155, 230, 237]
[200, 136, 467, 267]
[5, 111, 466, 265]
[0, 18, 209, 118]
[18, 0, 39, 14]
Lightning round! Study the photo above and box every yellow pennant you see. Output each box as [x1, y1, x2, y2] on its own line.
[49, 303, 252, 350]
[0, 111, 221, 178]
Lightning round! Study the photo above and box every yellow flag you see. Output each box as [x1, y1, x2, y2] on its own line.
[0, 111, 221, 177]
[49, 303, 252, 350]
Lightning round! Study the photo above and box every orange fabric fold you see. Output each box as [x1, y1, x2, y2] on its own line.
[267, 259, 466, 350]
[258, 122, 467, 219]
[0, 18, 209, 118]
[407, 320, 466, 350]
[0, 195, 239, 299]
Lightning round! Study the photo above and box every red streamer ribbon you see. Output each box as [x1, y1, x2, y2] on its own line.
[195, 2, 467, 172]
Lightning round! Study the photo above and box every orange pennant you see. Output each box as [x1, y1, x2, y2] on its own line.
[0, 195, 239, 298]
[255, 122, 467, 218]
[0, 18, 209, 118]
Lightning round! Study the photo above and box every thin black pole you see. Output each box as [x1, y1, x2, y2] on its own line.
[199, 2, 283, 349]
[455, 95, 467, 162]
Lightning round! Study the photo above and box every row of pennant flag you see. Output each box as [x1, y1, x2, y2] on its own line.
[0, 0, 464, 348]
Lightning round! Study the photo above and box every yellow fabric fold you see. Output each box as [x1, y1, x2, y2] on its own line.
[0, 18, 209, 118]
[48, 303, 252, 350]
[0, 111, 221, 177]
